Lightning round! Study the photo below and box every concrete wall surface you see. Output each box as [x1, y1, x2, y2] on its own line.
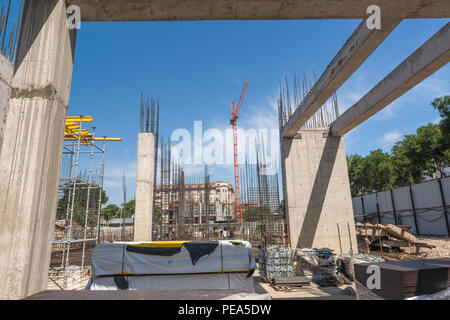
[134, 132, 155, 241]
[282, 129, 357, 254]
[0, 0, 76, 299]
[0, 54, 13, 153]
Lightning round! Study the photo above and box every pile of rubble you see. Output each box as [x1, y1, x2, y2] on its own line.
[259, 246, 358, 287]
[356, 223, 436, 254]
[293, 248, 352, 287]
[344, 252, 385, 263]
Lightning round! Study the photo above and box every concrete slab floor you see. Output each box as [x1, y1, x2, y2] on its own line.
[253, 269, 356, 300]
[40, 268, 355, 300]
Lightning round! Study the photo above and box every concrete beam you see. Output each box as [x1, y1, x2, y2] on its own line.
[0, 0, 76, 299]
[282, 18, 400, 138]
[134, 132, 155, 241]
[330, 22, 450, 137]
[68, 0, 450, 21]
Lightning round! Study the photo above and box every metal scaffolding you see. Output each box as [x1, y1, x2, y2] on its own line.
[49, 116, 121, 289]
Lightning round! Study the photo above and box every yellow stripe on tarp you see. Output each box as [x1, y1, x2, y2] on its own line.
[127, 241, 191, 248]
[100, 270, 250, 277]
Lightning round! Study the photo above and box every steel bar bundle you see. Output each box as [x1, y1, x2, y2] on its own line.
[0, 0, 23, 63]
[278, 73, 339, 131]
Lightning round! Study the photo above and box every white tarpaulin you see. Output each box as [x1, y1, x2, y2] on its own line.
[91, 240, 256, 276]
[86, 273, 254, 291]
[88, 240, 256, 291]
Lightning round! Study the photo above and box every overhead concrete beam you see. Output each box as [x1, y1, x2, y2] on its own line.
[68, 0, 450, 21]
[281, 18, 400, 138]
[330, 22, 450, 137]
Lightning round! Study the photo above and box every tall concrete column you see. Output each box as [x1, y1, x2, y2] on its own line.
[0, 0, 76, 299]
[281, 129, 357, 254]
[134, 132, 155, 241]
[0, 55, 13, 152]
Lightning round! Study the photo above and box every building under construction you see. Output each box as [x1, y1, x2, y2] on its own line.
[151, 133, 286, 246]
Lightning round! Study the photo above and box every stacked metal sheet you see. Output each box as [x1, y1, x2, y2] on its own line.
[259, 246, 294, 279]
[354, 258, 450, 300]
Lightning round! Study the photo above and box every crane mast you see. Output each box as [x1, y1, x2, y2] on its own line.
[230, 81, 248, 223]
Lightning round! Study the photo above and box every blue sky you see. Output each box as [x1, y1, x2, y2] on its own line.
[67, 18, 449, 205]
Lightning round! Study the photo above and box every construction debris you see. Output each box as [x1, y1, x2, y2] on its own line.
[259, 246, 353, 287]
[293, 248, 351, 287]
[271, 276, 310, 287]
[355, 222, 436, 254]
[344, 253, 385, 263]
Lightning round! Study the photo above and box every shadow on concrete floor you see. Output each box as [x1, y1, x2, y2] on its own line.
[253, 275, 356, 300]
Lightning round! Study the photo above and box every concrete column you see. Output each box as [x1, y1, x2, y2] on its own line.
[0, 55, 13, 153]
[281, 129, 357, 254]
[0, 0, 76, 299]
[134, 132, 155, 241]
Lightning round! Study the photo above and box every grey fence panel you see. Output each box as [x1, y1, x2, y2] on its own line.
[352, 197, 363, 222]
[377, 190, 395, 225]
[442, 177, 450, 204]
[353, 177, 450, 237]
[393, 186, 417, 234]
[412, 180, 448, 236]
[363, 193, 377, 216]
[441, 177, 450, 234]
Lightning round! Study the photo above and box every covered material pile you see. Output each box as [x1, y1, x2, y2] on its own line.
[293, 248, 351, 287]
[87, 240, 256, 291]
[259, 246, 294, 279]
[355, 258, 450, 299]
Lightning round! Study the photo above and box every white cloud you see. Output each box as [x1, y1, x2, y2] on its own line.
[378, 130, 402, 150]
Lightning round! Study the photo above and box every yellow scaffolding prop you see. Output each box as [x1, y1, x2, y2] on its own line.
[64, 115, 122, 144]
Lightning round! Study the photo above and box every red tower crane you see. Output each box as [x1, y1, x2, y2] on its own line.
[230, 81, 248, 223]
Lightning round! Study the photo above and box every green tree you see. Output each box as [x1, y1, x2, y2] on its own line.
[122, 199, 135, 218]
[347, 150, 394, 196]
[57, 184, 109, 226]
[347, 96, 450, 193]
[431, 95, 450, 138]
[361, 149, 394, 194]
[347, 154, 364, 197]
[392, 124, 449, 180]
[391, 134, 426, 185]
[102, 204, 120, 221]
[415, 124, 449, 177]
